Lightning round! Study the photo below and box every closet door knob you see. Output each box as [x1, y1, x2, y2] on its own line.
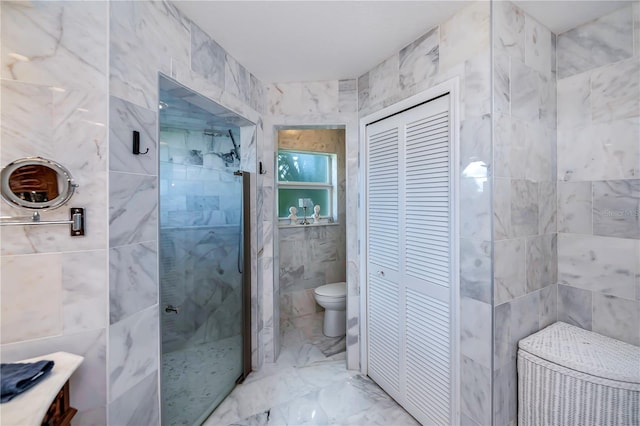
[377, 270, 385, 277]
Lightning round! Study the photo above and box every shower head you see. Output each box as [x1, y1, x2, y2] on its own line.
[203, 130, 229, 138]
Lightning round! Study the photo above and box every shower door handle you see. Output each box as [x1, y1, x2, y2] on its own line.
[165, 304, 179, 314]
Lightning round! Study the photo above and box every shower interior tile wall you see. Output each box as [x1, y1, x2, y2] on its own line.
[556, 4, 640, 346]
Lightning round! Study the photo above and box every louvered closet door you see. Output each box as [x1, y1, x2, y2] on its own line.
[366, 94, 454, 426]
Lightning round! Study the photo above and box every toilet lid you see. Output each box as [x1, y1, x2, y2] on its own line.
[315, 282, 346, 297]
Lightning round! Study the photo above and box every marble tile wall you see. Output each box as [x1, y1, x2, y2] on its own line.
[0, 1, 109, 422]
[277, 129, 347, 325]
[264, 80, 359, 367]
[108, 0, 265, 423]
[556, 4, 640, 347]
[491, 3, 558, 424]
[357, 2, 493, 424]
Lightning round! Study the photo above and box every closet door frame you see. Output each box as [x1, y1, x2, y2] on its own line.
[358, 78, 461, 423]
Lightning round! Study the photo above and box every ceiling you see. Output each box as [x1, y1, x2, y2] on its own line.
[175, 1, 632, 84]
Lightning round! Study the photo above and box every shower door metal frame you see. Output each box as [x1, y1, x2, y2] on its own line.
[239, 171, 252, 382]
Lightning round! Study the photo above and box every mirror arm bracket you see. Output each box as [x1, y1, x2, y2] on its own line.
[0, 207, 85, 236]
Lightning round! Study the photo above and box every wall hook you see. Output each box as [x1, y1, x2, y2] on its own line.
[259, 161, 267, 175]
[132, 130, 149, 155]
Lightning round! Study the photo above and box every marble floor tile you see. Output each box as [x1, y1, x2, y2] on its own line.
[163, 335, 242, 426]
[205, 314, 415, 426]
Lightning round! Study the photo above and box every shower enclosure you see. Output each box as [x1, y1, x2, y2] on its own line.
[158, 76, 252, 425]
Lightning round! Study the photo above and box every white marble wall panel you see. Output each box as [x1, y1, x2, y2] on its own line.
[368, 55, 400, 111]
[0, 254, 62, 344]
[492, 5, 558, 425]
[1, 1, 108, 90]
[556, 2, 639, 349]
[557, 284, 593, 329]
[464, 54, 492, 118]
[557, 6, 633, 79]
[557, 181, 593, 234]
[539, 284, 558, 329]
[460, 356, 491, 426]
[591, 57, 640, 123]
[524, 15, 553, 78]
[460, 238, 492, 304]
[510, 180, 539, 237]
[460, 297, 492, 369]
[493, 286, 556, 426]
[225, 54, 252, 106]
[110, 96, 158, 175]
[493, 55, 510, 116]
[557, 118, 640, 182]
[439, 1, 490, 72]
[557, 72, 591, 129]
[1, 1, 109, 423]
[399, 27, 439, 91]
[592, 293, 640, 345]
[190, 23, 225, 89]
[0, 79, 108, 256]
[110, 241, 158, 324]
[109, 305, 159, 401]
[538, 181, 557, 234]
[0, 329, 107, 417]
[493, 0, 525, 60]
[108, 371, 160, 426]
[338, 79, 357, 114]
[494, 238, 526, 305]
[510, 59, 539, 122]
[109, 172, 158, 247]
[525, 234, 557, 292]
[62, 250, 108, 334]
[635, 3, 640, 57]
[558, 233, 638, 300]
[592, 179, 640, 238]
[268, 81, 340, 116]
[493, 178, 512, 240]
[110, 0, 191, 110]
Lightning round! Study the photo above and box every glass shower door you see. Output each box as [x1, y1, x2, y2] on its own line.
[159, 79, 247, 425]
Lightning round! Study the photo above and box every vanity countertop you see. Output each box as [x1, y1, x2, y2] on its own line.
[0, 351, 84, 426]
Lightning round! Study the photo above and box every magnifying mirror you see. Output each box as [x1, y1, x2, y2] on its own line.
[0, 157, 77, 211]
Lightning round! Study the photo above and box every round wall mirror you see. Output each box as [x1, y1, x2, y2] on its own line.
[0, 157, 77, 211]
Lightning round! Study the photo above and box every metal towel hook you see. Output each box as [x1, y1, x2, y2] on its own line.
[132, 131, 149, 155]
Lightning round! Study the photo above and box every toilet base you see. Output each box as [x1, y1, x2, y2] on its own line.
[323, 309, 346, 337]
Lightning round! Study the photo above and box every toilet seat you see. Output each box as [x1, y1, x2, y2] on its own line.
[314, 282, 346, 298]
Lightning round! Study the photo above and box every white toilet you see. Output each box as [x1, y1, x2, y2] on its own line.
[314, 282, 347, 337]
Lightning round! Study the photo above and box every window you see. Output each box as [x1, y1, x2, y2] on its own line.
[277, 150, 336, 219]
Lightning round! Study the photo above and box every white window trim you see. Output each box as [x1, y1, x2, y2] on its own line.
[276, 150, 339, 223]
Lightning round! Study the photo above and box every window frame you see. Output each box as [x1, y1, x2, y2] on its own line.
[276, 149, 337, 222]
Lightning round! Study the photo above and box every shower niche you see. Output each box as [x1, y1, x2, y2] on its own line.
[158, 76, 253, 426]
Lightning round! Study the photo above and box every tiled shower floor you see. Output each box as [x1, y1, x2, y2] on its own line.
[204, 312, 418, 426]
[163, 335, 242, 426]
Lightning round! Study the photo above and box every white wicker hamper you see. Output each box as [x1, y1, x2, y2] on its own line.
[518, 322, 640, 426]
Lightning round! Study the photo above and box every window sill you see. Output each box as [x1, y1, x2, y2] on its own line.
[278, 222, 340, 229]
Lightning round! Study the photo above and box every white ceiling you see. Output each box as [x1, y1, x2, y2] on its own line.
[514, 1, 630, 34]
[175, 0, 633, 84]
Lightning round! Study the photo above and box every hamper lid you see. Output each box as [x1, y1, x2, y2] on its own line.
[518, 322, 640, 384]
